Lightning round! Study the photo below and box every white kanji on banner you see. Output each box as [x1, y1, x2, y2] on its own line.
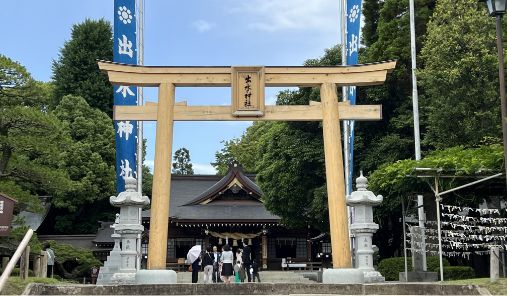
[120, 159, 133, 179]
[117, 121, 134, 141]
[349, 34, 358, 57]
[118, 34, 133, 58]
[116, 85, 135, 98]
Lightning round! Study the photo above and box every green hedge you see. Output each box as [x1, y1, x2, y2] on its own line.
[377, 256, 450, 281]
[9, 268, 34, 277]
[443, 266, 475, 280]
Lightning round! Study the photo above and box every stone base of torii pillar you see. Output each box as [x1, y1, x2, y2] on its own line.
[323, 172, 385, 284]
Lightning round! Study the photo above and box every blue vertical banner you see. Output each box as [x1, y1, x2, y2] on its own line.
[114, 0, 138, 192]
[346, 0, 362, 192]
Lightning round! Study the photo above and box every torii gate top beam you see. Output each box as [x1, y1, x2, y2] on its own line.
[98, 60, 396, 87]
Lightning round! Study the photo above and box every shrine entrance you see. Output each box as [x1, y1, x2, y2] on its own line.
[99, 61, 396, 270]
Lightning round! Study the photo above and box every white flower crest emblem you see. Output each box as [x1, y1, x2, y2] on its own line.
[349, 5, 360, 23]
[118, 6, 133, 25]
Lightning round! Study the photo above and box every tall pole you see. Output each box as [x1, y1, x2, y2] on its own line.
[409, 0, 421, 161]
[495, 14, 507, 188]
[341, 0, 349, 195]
[435, 176, 444, 282]
[136, 0, 145, 270]
[340, 0, 348, 182]
[409, 0, 427, 271]
[137, 0, 144, 194]
[340, 0, 355, 264]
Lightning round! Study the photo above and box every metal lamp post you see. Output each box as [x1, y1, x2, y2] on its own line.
[481, 0, 507, 185]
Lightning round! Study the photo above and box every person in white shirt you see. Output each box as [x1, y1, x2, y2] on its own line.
[220, 244, 234, 284]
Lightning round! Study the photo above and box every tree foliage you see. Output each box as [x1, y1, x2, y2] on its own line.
[172, 148, 194, 175]
[256, 121, 328, 229]
[45, 240, 101, 278]
[213, 121, 274, 175]
[53, 95, 115, 210]
[419, 0, 503, 149]
[0, 54, 72, 213]
[39, 95, 117, 234]
[1, 53, 117, 234]
[355, 0, 436, 173]
[52, 19, 113, 115]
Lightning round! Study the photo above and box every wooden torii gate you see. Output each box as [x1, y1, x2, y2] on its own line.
[99, 60, 396, 270]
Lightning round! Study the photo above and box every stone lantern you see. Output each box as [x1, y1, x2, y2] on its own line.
[109, 177, 150, 284]
[347, 172, 384, 283]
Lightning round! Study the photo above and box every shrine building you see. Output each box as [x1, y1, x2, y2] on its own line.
[93, 164, 325, 270]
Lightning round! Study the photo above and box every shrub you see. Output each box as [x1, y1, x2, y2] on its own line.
[377, 257, 411, 281]
[8, 268, 34, 277]
[45, 240, 101, 278]
[377, 256, 450, 281]
[427, 256, 450, 272]
[443, 266, 475, 280]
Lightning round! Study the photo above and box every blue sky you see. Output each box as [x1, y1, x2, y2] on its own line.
[1, 0, 342, 174]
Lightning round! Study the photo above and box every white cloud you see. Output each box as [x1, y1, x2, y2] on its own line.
[192, 19, 215, 33]
[193, 163, 218, 175]
[143, 160, 217, 175]
[227, 0, 338, 33]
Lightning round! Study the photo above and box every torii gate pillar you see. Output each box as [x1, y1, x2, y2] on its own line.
[148, 83, 175, 269]
[321, 83, 352, 268]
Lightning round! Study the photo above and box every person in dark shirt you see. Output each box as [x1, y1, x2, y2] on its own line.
[202, 246, 214, 284]
[252, 259, 261, 282]
[191, 256, 201, 283]
[212, 246, 222, 283]
[242, 239, 252, 282]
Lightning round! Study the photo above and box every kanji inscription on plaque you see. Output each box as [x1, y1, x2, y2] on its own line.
[231, 66, 265, 116]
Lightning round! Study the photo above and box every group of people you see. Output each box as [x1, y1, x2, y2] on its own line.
[189, 239, 261, 284]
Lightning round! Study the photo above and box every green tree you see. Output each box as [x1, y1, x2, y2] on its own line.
[213, 139, 239, 175]
[362, 0, 382, 47]
[256, 121, 328, 229]
[142, 165, 153, 197]
[48, 95, 116, 233]
[53, 95, 116, 209]
[52, 19, 113, 115]
[212, 121, 273, 175]
[355, 0, 436, 173]
[0, 55, 72, 213]
[45, 240, 101, 278]
[172, 148, 194, 175]
[419, 0, 503, 149]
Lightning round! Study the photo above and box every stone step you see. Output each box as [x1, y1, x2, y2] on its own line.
[25, 283, 485, 295]
[176, 271, 314, 284]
